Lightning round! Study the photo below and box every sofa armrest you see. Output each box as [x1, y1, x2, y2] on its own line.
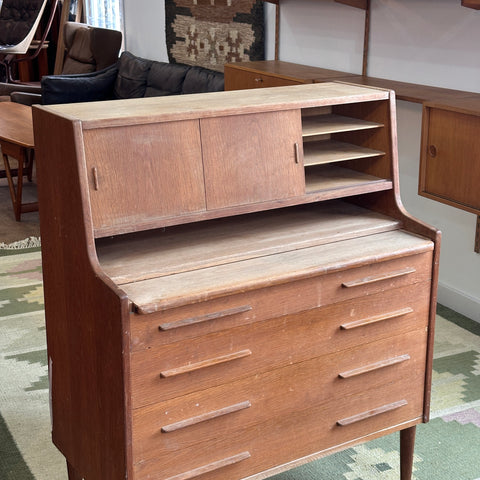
[10, 92, 42, 105]
[41, 63, 119, 105]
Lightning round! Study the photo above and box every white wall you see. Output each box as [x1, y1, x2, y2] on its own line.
[123, 0, 480, 322]
[275, 0, 480, 322]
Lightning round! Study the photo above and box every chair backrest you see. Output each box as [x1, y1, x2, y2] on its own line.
[0, 0, 48, 54]
[61, 22, 122, 74]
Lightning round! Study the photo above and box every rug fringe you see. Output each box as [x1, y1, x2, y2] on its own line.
[0, 236, 41, 249]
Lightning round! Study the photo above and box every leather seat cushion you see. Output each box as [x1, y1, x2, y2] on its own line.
[114, 51, 152, 99]
[144, 62, 189, 97]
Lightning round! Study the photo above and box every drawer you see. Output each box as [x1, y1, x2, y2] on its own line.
[129, 281, 431, 408]
[225, 69, 307, 90]
[129, 251, 433, 351]
[132, 346, 426, 480]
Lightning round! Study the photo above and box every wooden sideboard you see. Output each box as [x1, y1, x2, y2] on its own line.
[33, 83, 440, 480]
[225, 60, 480, 251]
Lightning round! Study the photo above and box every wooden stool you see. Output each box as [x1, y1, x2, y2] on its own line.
[0, 102, 37, 221]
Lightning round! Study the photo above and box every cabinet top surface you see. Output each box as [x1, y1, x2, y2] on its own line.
[33, 82, 391, 129]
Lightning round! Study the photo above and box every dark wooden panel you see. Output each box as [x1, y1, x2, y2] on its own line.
[419, 106, 480, 215]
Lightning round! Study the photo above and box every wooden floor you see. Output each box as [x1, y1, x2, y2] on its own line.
[0, 153, 40, 244]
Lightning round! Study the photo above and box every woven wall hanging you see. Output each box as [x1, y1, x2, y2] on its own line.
[165, 0, 265, 72]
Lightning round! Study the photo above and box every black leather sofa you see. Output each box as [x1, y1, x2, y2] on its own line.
[39, 51, 224, 105]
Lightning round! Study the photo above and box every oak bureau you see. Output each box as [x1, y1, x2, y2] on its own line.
[32, 82, 440, 480]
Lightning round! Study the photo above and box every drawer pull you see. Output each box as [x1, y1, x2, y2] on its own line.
[341, 267, 416, 288]
[338, 354, 411, 379]
[337, 399, 408, 427]
[160, 349, 252, 378]
[161, 400, 251, 433]
[164, 451, 251, 480]
[340, 307, 413, 330]
[158, 305, 252, 331]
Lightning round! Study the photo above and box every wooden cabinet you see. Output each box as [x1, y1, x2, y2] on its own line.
[419, 104, 480, 215]
[224, 60, 358, 91]
[32, 83, 440, 480]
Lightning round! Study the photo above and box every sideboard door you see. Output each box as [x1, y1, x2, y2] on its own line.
[83, 120, 206, 232]
[200, 110, 305, 210]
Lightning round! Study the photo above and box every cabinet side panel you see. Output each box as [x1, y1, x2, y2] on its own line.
[201, 110, 305, 210]
[33, 108, 131, 479]
[83, 120, 206, 234]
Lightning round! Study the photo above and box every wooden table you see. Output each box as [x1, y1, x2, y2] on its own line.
[0, 102, 37, 221]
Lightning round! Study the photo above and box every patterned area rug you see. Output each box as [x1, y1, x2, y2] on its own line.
[165, 0, 265, 72]
[1, 246, 479, 479]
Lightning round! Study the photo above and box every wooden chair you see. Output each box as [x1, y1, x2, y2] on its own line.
[0, 0, 58, 83]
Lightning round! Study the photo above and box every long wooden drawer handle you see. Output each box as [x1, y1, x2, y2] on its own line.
[160, 349, 252, 378]
[161, 400, 251, 433]
[164, 451, 251, 480]
[340, 307, 413, 330]
[337, 399, 408, 427]
[341, 267, 416, 288]
[338, 354, 411, 379]
[159, 305, 252, 331]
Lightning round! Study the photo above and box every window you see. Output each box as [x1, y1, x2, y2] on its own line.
[84, 0, 124, 33]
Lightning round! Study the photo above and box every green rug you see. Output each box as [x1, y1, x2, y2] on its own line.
[1, 246, 479, 480]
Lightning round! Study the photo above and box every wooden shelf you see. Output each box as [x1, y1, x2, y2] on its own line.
[302, 114, 382, 136]
[305, 164, 391, 194]
[303, 139, 384, 166]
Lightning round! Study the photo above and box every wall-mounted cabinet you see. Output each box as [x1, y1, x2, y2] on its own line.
[419, 104, 480, 217]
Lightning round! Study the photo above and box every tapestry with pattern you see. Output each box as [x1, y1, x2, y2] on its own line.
[165, 0, 265, 72]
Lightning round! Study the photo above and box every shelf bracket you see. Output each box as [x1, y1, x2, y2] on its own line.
[475, 215, 480, 254]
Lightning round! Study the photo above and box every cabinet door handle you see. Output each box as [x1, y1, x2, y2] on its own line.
[164, 451, 251, 480]
[161, 400, 251, 433]
[342, 267, 416, 288]
[428, 144, 437, 157]
[336, 399, 408, 426]
[294, 142, 300, 163]
[159, 305, 252, 331]
[338, 354, 410, 379]
[340, 307, 413, 330]
[92, 167, 99, 190]
[160, 349, 252, 378]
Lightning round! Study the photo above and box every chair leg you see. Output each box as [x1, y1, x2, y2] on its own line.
[400, 425, 416, 480]
[3, 153, 22, 221]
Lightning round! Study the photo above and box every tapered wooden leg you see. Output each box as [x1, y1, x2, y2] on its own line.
[67, 460, 83, 480]
[400, 425, 416, 480]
